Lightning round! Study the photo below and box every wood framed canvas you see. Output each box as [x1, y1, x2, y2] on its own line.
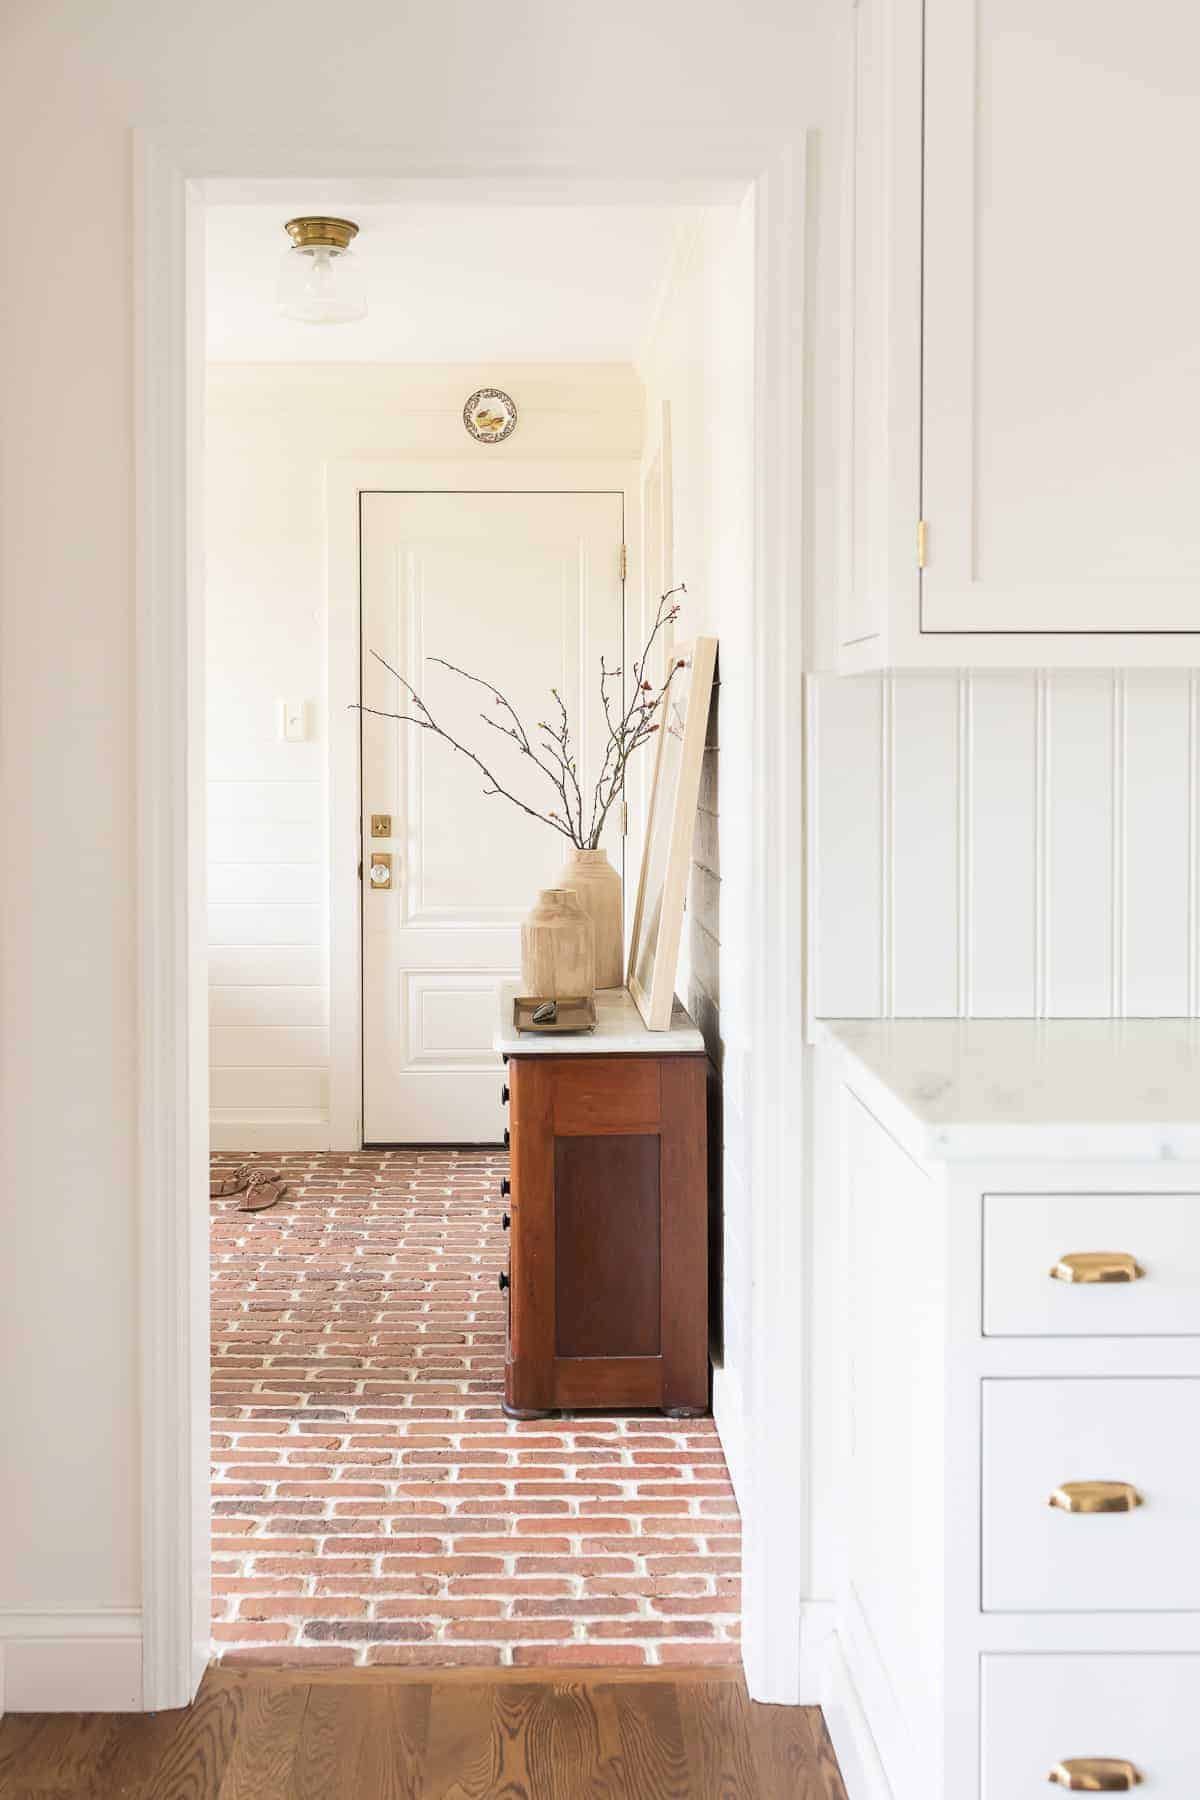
[627, 636, 718, 1030]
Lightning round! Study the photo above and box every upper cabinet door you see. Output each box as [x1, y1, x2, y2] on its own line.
[922, 0, 1200, 635]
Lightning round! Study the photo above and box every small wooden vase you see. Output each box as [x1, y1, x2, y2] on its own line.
[521, 888, 596, 1000]
[556, 847, 623, 989]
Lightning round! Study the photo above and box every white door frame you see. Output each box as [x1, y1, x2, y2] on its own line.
[134, 127, 808, 1709]
[326, 459, 641, 1150]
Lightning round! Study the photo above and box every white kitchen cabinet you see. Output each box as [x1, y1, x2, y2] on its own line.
[821, 1018, 1200, 1800]
[841, 0, 1200, 667]
[982, 1656, 1200, 1799]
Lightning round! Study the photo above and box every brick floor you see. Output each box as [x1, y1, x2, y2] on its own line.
[210, 1149, 742, 1668]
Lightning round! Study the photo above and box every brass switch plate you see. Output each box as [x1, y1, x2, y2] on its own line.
[368, 852, 392, 890]
[370, 813, 392, 838]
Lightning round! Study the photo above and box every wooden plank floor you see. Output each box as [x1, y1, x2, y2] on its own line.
[0, 1665, 847, 1799]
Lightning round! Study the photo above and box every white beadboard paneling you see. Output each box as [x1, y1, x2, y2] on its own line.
[207, 817, 322, 862]
[809, 675, 885, 1017]
[209, 1067, 329, 1110]
[207, 781, 321, 823]
[1045, 672, 1114, 1016]
[207, 863, 322, 904]
[810, 668, 1200, 1023]
[1123, 672, 1192, 1015]
[890, 675, 960, 1016]
[967, 674, 1038, 1016]
[208, 946, 326, 986]
[209, 985, 329, 1027]
[207, 904, 321, 947]
[209, 1027, 330, 1068]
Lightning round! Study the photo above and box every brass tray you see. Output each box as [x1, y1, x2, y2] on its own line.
[512, 995, 598, 1035]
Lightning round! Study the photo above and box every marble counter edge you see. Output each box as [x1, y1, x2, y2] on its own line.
[815, 1020, 1200, 1166]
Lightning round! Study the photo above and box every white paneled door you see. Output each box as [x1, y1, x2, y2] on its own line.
[360, 491, 625, 1142]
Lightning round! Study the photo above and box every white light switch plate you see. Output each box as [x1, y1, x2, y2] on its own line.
[279, 699, 307, 741]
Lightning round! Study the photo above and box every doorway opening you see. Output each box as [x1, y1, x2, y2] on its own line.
[203, 191, 755, 1668]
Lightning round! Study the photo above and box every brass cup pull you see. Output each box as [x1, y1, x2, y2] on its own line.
[1048, 1758, 1143, 1790]
[1050, 1252, 1144, 1284]
[1048, 1481, 1142, 1515]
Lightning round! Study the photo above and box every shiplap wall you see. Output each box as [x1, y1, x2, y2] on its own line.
[637, 202, 755, 1499]
[809, 669, 1200, 1020]
[206, 363, 644, 1148]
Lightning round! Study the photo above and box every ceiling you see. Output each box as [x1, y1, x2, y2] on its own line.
[205, 203, 683, 364]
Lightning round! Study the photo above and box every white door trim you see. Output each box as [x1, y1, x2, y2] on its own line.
[134, 127, 808, 1711]
[326, 459, 641, 1151]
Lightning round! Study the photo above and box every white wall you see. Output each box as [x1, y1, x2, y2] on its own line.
[637, 205, 757, 1498]
[207, 363, 644, 1149]
[0, 0, 836, 1707]
[810, 669, 1200, 1020]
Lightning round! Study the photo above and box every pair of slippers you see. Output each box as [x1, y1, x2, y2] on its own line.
[210, 1164, 288, 1212]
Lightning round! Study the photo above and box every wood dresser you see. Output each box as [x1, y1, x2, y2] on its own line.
[494, 986, 710, 1419]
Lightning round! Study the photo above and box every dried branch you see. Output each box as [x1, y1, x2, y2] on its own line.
[352, 586, 687, 850]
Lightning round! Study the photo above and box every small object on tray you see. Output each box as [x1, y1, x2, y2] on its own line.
[513, 994, 597, 1035]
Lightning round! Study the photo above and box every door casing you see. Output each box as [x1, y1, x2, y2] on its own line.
[134, 127, 808, 1714]
[327, 462, 641, 1150]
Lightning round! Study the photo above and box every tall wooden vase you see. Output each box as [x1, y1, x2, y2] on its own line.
[556, 848, 623, 989]
[520, 888, 596, 1000]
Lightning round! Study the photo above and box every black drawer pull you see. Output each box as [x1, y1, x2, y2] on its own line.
[498, 1271, 510, 1292]
[500, 1177, 511, 1197]
[502, 1212, 511, 1230]
[503, 1127, 510, 1149]
[501, 1083, 510, 1105]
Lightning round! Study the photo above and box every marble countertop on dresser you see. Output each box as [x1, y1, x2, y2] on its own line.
[495, 983, 706, 1057]
[819, 1017, 1200, 1163]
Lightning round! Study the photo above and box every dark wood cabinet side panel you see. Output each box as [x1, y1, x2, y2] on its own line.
[659, 1058, 710, 1411]
[553, 1134, 661, 1358]
[551, 1057, 661, 1134]
[508, 1058, 556, 1411]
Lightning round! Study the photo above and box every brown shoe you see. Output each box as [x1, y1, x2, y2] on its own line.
[239, 1170, 288, 1212]
[210, 1163, 251, 1198]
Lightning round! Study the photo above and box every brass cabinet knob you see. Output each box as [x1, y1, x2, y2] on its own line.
[1048, 1481, 1142, 1515]
[1048, 1758, 1143, 1790]
[1049, 1252, 1144, 1284]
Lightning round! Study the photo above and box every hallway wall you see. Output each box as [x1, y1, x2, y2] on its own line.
[206, 363, 643, 1149]
[636, 204, 756, 1499]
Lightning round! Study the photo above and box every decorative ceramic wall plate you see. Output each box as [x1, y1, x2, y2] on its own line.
[463, 387, 518, 444]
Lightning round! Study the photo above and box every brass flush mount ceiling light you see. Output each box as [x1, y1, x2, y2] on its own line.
[277, 217, 367, 324]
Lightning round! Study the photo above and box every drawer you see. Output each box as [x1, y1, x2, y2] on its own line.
[982, 1378, 1200, 1612]
[983, 1654, 1200, 1798]
[983, 1191, 1200, 1336]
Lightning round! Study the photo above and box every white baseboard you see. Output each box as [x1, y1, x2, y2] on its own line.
[209, 1118, 331, 1152]
[711, 1365, 747, 1513]
[0, 1612, 144, 1713]
[819, 1631, 895, 1800]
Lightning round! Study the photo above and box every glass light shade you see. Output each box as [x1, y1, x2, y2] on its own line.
[276, 242, 367, 324]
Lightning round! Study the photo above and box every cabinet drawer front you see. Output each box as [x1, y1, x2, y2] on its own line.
[982, 1379, 1200, 1613]
[983, 1192, 1200, 1336]
[983, 1654, 1200, 1799]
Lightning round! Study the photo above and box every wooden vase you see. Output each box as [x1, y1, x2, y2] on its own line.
[556, 847, 623, 989]
[520, 888, 596, 999]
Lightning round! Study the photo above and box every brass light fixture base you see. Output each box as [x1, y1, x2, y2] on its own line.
[284, 216, 359, 251]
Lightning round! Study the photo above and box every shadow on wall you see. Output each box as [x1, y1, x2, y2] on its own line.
[687, 665, 723, 1367]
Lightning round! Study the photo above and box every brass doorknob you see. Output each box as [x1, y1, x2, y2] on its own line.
[1048, 1758, 1142, 1790]
[1048, 1482, 1142, 1515]
[1050, 1252, 1144, 1284]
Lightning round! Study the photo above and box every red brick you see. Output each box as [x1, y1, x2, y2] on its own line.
[209, 1150, 740, 1666]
